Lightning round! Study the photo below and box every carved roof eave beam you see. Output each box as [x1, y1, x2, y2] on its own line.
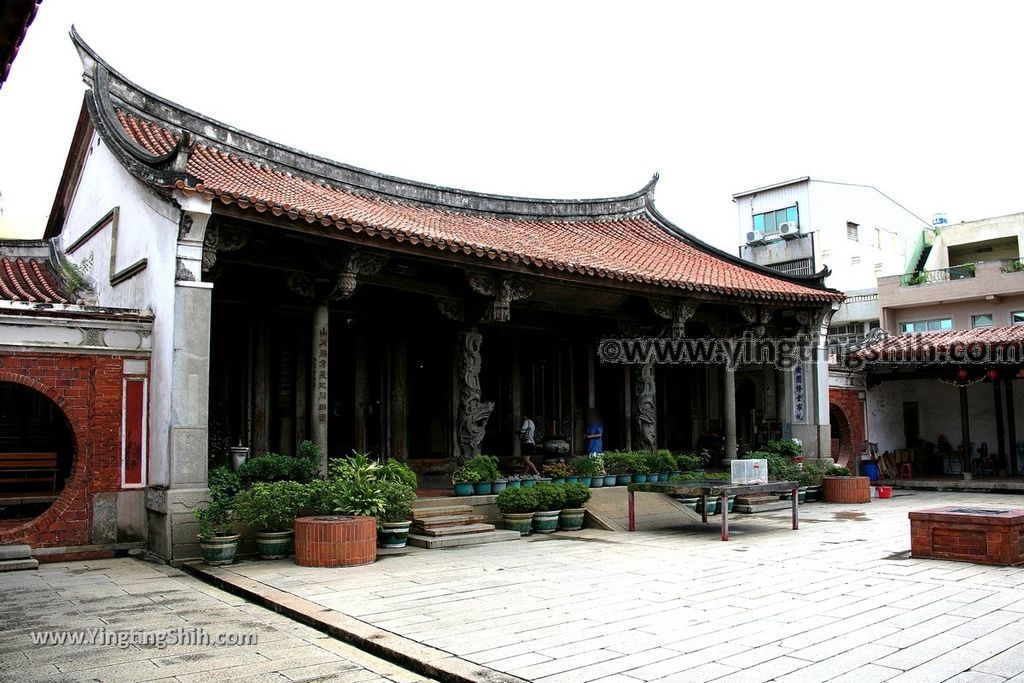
[210, 204, 837, 309]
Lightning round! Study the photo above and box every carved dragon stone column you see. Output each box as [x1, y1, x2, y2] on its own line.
[455, 327, 494, 463]
[634, 360, 658, 452]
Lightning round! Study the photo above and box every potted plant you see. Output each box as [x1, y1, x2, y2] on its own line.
[452, 467, 475, 496]
[195, 499, 238, 565]
[232, 480, 305, 559]
[558, 483, 591, 531]
[496, 486, 538, 535]
[377, 480, 416, 548]
[822, 465, 870, 503]
[531, 483, 565, 534]
[465, 455, 500, 495]
[571, 456, 603, 488]
[629, 453, 651, 483]
[604, 452, 633, 485]
[506, 476, 522, 490]
[543, 462, 571, 485]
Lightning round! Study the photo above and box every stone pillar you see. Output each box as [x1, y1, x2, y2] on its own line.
[960, 384, 971, 479]
[511, 342, 522, 459]
[994, 379, 1006, 471]
[455, 327, 494, 462]
[390, 336, 408, 460]
[724, 364, 737, 459]
[1006, 379, 1018, 475]
[633, 361, 657, 452]
[146, 200, 216, 562]
[311, 301, 329, 472]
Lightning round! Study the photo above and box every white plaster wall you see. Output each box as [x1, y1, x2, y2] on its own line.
[58, 135, 180, 486]
[809, 182, 928, 292]
[867, 379, 1024, 458]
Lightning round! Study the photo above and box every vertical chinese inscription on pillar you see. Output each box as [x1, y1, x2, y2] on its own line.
[315, 323, 329, 428]
[793, 363, 806, 422]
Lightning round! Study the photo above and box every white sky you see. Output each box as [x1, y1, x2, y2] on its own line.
[2, 1, 1023, 249]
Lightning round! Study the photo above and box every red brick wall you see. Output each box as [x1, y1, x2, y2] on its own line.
[0, 352, 146, 548]
[829, 387, 865, 470]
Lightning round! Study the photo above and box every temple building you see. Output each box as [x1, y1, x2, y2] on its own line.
[0, 30, 842, 561]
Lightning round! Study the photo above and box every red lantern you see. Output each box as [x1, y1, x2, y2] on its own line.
[986, 369, 999, 381]
[956, 368, 969, 380]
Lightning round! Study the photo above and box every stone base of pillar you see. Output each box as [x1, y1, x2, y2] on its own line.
[145, 487, 209, 561]
[788, 424, 830, 459]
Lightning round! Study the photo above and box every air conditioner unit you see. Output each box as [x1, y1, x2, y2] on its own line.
[778, 221, 800, 239]
[746, 231, 766, 245]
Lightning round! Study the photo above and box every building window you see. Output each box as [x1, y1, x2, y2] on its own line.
[875, 228, 882, 248]
[847, 222, 859, 241]
[851, 256, 861, 265]
[874, 262, 883, 272]
[766, 258, 813, 276]
[1013, 311, 1024, 326]
[970, 314, 994, 329]
[752, 206, 798, 234]
[900, 318, 953, 333]
[867, 319, 880, 331]
[821, 249, 831, 260]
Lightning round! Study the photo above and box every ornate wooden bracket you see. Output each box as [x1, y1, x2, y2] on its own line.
[650, 298, 698, 339]
[739, 305, 774, 337]
[285, 273, 316, 299]
[330, 251, 386, 300]
[202, 222, 250, 273]
[435, 296, 465, 321]
[795, 306, 833, 337]
[467, 272, 532, 322]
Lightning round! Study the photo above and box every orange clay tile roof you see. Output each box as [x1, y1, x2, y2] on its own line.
[69, 29, 843, 305]
[114, 113, 839, 304]
[0, 257, 70, 304]
[849, 327, 1024, 361]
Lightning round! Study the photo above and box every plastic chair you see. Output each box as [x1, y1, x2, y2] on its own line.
[899, 462, 913, 479]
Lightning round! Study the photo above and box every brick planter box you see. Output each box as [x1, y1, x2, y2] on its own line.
[823, 476, 870, 504]
[910, 506, 1024, 565]
[294, 516, 376, 567]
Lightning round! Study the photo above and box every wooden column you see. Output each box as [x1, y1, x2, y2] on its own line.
[1007, 379, 1018, 475]
[252, 312, 270, 458]
[724, 364, 737, 459]
[959, 384, 971, 478]
[390, 336, 408, 460]
[994, 379, 1006, 472]
[295, 334, 308, 448]
[623, 366, 632, 450]
[587, 344, 596, 408]
[311, 302, 329, 471]
[511, 341, 522, 458]
[354, 335, 367, 453]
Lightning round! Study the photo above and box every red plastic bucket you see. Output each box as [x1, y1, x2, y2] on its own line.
[877, 485, 892, 499]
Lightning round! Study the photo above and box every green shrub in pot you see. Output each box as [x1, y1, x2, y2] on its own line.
[559, 482, 591, 531]
[532, 483, 566, 534]
[496, 486, 538, 535]
[233, 481, 305, 559]
[377, 480, 417, 548]
[194, 498, 238, 565]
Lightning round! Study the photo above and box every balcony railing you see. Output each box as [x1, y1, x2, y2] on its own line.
[1001, 257, 1024, 273]
[900, 263, 976, 286]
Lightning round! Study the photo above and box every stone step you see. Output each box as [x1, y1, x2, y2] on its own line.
[0, 557, 38, 572]
[412, 514, 485, 529]
[415, 523, 496, 537]
[411, 505, 474, 519]
[0, 544, 33, 561]
[407, 529, 521, 549]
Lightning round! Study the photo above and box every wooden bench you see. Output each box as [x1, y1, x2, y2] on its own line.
[0, 452, 59, 491]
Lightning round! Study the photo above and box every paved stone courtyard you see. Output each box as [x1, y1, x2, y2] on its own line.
[0, 558, 433, 683]
[3, 490, 1024, 683]
[201, 491, 1024, 683]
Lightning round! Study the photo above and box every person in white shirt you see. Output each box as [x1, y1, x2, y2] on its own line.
[520, 416, 540, 475]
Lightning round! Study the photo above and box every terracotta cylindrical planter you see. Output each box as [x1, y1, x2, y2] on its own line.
[823, 476, 870, 504]
[294, 516, 377, 567]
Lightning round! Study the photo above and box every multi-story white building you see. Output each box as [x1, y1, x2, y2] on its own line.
[734, 177, 931, 466]
[734, 176, 932, 345]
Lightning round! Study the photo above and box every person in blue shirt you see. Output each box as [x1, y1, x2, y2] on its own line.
[584, 408, 603, 455]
